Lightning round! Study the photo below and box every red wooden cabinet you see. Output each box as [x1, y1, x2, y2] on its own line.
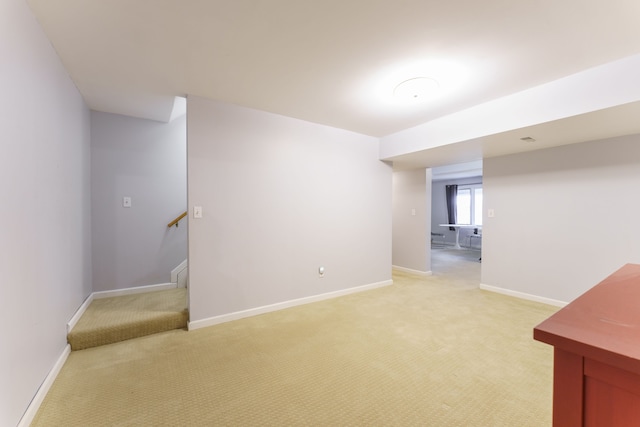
[534, 264, 640, 427]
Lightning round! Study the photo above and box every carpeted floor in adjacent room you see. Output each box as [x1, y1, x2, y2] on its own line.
[32, 247, 559, 426]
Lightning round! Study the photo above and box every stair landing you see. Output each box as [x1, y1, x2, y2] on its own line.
[67, 288, 188, 351]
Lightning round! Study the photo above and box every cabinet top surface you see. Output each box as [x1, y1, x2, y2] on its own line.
[534, 264, 640, 362]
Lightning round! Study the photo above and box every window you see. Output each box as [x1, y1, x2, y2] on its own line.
[456, 185, 482, 225]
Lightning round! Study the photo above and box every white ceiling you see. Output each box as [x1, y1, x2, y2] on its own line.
[27, 0, 640, 168]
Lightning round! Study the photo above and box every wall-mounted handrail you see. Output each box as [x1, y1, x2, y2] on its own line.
[167, 211, 187, 228]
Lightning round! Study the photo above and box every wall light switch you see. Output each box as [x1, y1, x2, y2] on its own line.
[123, 197, 132, 208]
[194, 206, 203, 219]
[411, 208, 416, 216]
[488, 209, 495, 218]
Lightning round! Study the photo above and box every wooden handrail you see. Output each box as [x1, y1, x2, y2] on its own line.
[167, 211, 187, 228]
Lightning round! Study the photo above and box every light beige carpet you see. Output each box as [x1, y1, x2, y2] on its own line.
[67, 288, 188, 350]
[34, 250, 558, 426]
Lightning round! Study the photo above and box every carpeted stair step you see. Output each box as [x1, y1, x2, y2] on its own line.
[67, 288, 188, 351]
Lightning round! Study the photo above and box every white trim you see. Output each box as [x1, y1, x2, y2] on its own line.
[392, 265, 433, 276]
[92, 283, 176, 299]
[188, 279, 393, 331]
[176, 268, 188, 288]
[171, 259, 188, 283]
[17, 344, 71, 427]
[67, 294, 94, 333]
[479, 283, 568, 307]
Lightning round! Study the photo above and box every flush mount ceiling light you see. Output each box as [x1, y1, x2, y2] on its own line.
[393, 77, 440, 101]
[360, 59, 469, 113]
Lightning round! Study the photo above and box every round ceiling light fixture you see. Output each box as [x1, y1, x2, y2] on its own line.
[393, 77, 440, 101]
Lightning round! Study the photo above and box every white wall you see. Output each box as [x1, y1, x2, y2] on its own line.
[482, 135, 640, 303]
[0, 1, 91, 425]
[431, 177, 483, 246]
[392, 169, 431, 273]
[91, 112, 187, 291]
[187, 96, 392, 323]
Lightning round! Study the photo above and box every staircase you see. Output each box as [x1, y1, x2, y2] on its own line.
[67, 288, 188, 351]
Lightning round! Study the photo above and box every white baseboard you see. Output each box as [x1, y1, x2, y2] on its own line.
[188, 279, 393, 331]
[479, 283, 568, 307]
[92, 282, 176, 299]
[392, 265, 433, 276]
[171, 259, 188, 284]
[67, 293, 94, 333]
[17, 344, 71, 427]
